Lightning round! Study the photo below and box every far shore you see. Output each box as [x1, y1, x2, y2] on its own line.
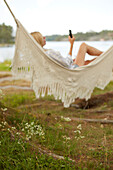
[0, 44, 14, 47]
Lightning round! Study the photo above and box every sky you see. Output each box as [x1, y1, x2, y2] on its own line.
[0, 0, 113, 36]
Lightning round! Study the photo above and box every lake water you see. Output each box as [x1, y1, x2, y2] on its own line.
[0, 41, 113, 62]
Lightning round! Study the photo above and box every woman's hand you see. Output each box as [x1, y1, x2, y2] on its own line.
[68, 36, 75, 45]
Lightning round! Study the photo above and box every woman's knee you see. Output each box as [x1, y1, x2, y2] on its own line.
[80, 42, 87, 49]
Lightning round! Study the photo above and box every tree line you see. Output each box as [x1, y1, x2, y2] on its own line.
[0, 23, 14, 44]
[46, 30, 113, 41]
[0, 23, 113, 43]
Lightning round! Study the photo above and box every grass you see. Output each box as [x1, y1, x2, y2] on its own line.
[0, 87, 113, 169]
[1, 92, 35, 108]
[0, 105, 76, 169]
[0, 132, 74, 169]
[0, 60, 11, 71]
[0, 66, 113, 169]
[93, 81, 113, 95]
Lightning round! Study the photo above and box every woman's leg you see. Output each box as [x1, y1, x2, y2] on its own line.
[74, 43, 103, 66]
[84, 58, 96, 65]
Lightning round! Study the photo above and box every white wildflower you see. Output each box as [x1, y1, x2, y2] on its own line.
[4, 122, 7, 125]
[63, 135, 71, 141]
[31, 130, 34, 136]
[74, 124, 85, 140]
[27, 135, 31, 139]
[16, 132, 20, 135]
[80, 136, 85, 139]
[67, 137, 71, 140]
[25, 126, 29, 129]
[22, 128, 24, 131]
[26, 134, 31, 140]
[35, 131, 38, 135]
[65, 117, 71, 122]
[26, 137, 30, 141]
[12, 127, 16, 130]
[61, 116, 71, 122]
[22, 122, 45, 140]
[1, 108, 7, 112]
[18, 141, 21, 144]
[31, 122, 34, 125]
[74, 130, 81, 134]
[77, 124, 82, 130]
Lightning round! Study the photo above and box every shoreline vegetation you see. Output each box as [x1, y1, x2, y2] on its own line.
[0, 23, 113, 45]
[45, 30, 113, 41]
[0, 43, 14, 47]
[0, 31, 113, 47]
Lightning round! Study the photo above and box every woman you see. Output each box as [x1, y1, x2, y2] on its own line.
[31, 32, 103, 69]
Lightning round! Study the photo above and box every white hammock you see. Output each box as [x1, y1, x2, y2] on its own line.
[11, 20, 113, 107]
[4, 0, 113, 107]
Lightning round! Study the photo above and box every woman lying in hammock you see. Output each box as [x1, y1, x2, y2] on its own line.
[31, 32, 103, 69]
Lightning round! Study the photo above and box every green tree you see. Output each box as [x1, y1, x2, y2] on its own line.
[0, 23, 14, 43]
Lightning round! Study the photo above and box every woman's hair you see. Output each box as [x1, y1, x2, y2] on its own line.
[31, 32, 43, 47]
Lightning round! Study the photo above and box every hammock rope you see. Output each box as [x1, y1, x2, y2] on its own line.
[4, 0, 19, 27]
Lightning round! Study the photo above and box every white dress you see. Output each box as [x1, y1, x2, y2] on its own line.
[46, 49, 79, 69]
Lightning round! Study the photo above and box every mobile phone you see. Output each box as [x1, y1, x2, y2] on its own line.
[69, 30, 72, 38]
